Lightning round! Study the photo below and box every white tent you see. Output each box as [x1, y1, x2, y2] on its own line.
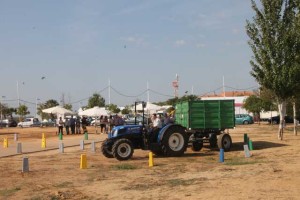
[42, 106, 74, 115]
[78, 106, 110, 117]
[134, 102, 162, 114]
[42, 106, 74, 121]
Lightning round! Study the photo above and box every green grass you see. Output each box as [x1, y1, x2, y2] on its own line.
[0, 187, 21, 197]
[224, 157, 261, 166]
[111, 163, 138, 170]
[167, 178, 196, 187]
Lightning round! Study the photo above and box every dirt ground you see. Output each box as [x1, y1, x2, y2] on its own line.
[0, 124, 299, 200]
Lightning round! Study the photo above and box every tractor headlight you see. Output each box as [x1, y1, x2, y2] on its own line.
[112, 129, 118, 137]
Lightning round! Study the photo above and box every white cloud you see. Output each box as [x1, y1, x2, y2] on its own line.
[175, 40, 186, 46]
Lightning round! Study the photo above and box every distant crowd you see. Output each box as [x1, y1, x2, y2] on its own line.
[56, 114, 125, 135]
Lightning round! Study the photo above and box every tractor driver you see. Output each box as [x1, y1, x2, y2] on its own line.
[150, 113, 162, 142]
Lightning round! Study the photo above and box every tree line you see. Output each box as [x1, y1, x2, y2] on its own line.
[0, 92, 199, 121]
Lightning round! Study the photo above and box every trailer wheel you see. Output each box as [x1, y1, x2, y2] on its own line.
[101, 139, 114, 158]
[161, 126, 188, 157]
[209, 133, 218, 148]
[217, 133, 232, 151]
[112, 138, 134, 161]
[191, 142, 203, 152]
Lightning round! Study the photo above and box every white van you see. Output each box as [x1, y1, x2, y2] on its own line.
[18, 118, 41, 128]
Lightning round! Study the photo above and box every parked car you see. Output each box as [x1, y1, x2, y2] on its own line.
[18, 118, 41, 128]
[90, 118, 100, 126]
[41, 119, 56, 127]
[124, 115, 151, 125]
[0, 119, 17, 127]
[267, 115, 294, 124]
[235, 114, 254, 125]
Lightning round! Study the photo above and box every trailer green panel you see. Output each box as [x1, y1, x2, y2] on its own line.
[175, 100, 235, 130]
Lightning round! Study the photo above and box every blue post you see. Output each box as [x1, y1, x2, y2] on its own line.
[219, 148, 224, 163]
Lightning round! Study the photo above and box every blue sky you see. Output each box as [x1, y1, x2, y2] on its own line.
[0, 0, 257, 113]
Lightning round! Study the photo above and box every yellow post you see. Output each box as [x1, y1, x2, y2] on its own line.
[149, 152, 154, 167]
[41, 138, 46, 148]
[3, 137, 8, 148]
[80, 154, 87, 169]
[42, 133, 45, 139]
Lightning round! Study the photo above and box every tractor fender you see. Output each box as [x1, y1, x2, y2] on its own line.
[157, 124, 185, 144]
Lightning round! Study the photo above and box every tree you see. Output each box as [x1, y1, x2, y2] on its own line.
[0, 103, 16, 119]
[259, 87, 278, 113]
[64, 103, 72, 111]
[246, 0, 300, 140]
[87, 93, 105, 108]
[243, 95, 263, 118]
[16, 104, 30, 121]
[121, 106, 131, 115]
[106, 104, 120, 114]
[37, 99, 59, 120]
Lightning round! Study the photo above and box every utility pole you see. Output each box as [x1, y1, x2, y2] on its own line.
[147, 81, 150, 102]
[35, 97, 40, 118]
[108, 78, 111, 105]
[0, 96, 6, 126]
[17, 81, 20, 106]
[223, 76, 226, 97]
[172, 74, 179, 98]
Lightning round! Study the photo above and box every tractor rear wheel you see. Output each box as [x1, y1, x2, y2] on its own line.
[112, 138, 134, 161]
[217, 133, 232, 151]
[161, 126, 188, 157]
[101, 139, 113, 158]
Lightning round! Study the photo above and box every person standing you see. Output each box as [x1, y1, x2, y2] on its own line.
[81, 116, 88, 133]
[57, 117, 64, 135]
[65, 118, 70, 135]
[103, 116, 109, 134]
[75, 117, 81, 134]
[69, 115, 76, 134]
[108, 115, 114, 133]
[99, 115, 105, 134]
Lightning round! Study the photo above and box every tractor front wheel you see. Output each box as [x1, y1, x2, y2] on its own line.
[101, 139, 114, 158]
[112, 138, 134, 161]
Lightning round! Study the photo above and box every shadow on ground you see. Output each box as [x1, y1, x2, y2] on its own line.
[230, 141, 288, 151]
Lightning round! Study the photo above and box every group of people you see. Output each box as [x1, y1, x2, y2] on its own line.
[98, 114, 125, 134]
[57, 115, 87, 135]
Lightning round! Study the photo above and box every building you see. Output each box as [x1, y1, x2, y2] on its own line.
[200, 91, 255, 115]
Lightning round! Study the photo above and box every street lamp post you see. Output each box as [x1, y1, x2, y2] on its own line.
[35, 97, 40, 118]
[0, 96, 6, 127]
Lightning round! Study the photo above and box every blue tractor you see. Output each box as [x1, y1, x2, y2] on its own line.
[101, 101, 189, 161]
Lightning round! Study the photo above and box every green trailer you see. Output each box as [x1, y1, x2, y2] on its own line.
[174, 100, 235, 151]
